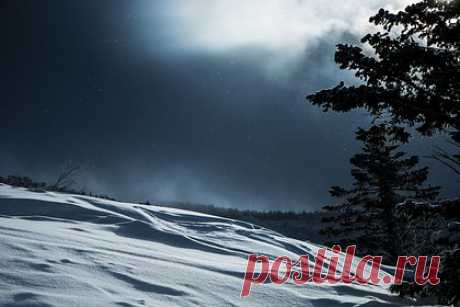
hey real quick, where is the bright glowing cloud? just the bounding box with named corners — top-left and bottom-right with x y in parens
top-left (153, 0), bottom-right (414, 53)
top-left (142, 0), bottom-right (414, 75)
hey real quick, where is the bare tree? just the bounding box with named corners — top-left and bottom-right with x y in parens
top-left (53, 161), bottom-right (81, 191)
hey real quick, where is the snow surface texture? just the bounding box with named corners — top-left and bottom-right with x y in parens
top-left (0, 184), bottom-right (418, 307)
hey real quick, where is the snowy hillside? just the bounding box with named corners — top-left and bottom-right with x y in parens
top-left (0, 184), bottom-right (415, 307)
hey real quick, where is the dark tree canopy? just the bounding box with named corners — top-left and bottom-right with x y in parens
top-left (310, 1), bottom-right (460, 302)
top-left (307, 0), bottom-right (460, 136)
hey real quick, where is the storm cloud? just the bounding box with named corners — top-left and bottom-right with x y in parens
top-left (2, 0), bottom-right (457, 210)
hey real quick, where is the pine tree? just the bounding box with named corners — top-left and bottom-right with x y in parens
top-left (307, 0), bottom-right (460, 137)
top-left (307, 0), bottom-right (460, 173)
top-left (321, 124), bottom-right (440, 261)
top-left (305, 0), bottom-right (459, 303)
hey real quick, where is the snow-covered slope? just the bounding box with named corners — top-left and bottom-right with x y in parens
top-left (0, 184), bottom-right (413, 307)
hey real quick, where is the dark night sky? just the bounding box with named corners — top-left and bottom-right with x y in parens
top-left (2, 0), bottom-right (459, 210)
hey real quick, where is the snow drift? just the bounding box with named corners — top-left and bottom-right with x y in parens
top-left (0, 184), bottom-right (415, 306)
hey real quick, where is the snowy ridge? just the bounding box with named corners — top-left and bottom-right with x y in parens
top-left (0, 184), bottom-right (414, 306)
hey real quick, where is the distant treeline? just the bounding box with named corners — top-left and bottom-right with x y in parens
top-left (0, 175), bottom-right (116, 201)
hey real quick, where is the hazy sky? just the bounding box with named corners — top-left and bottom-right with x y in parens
top-left (2, 0), bottom-right (458, 210)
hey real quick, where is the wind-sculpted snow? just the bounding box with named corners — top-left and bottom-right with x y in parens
top-left (0, 184), bottom-right (415, 306)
